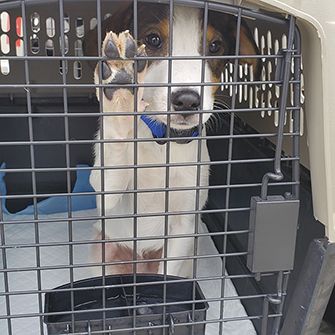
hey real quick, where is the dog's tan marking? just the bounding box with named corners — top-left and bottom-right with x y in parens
top-left (239, 25), bottom-right (258, 70)
top-left (158, 18), bottom-right (170, 44)
top-left (141, 18), bottom-right (170, 60)
top-left (93, 234), bottom-right (163, 274)
top-left (206, 24), bottom-right (224, 94)
top-left (206, 25), bottom-right (220, 48)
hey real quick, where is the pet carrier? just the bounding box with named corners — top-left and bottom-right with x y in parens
top-left (0, 0), bottom-right (334, 335)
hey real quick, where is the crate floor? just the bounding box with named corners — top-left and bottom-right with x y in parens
top-left (0, 210), bottom-right (256, 335)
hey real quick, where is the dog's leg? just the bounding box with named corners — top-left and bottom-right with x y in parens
top-left (91, 31), bottom-right (147, 209)
top-left (92, 31), bottom-right (147, 275)
top-left (158, 221), bottom-right (195, 278)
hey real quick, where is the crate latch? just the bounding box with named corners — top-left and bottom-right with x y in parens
top-left (247, 193), bottom-right (299, 273)
top-left (247, 16), bottom-right (299, 274)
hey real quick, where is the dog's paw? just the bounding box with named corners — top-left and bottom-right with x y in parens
top-left (95, 30), bottom-right (147, 111)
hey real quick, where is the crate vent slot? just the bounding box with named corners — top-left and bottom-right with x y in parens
top-left (16, 38), bottom-right (23, 56)
top-left (1, 59), bottom-right (9, 75)
top-left (1, 33), bottom-right (10, 54)
top-left (249, 86), bottom-right (253, 108)
top-left (282, 34), bottom-right (287, 49)
top-left (267, 30), bottom-right (272, 52)
top-left (301, 73), bottom-right (305, 104)
top-left (46, 17), bottom-right (55, 38)
top-left (59, 60), bottom-right (68, 75)
top-left (16, 16), bottom-right (22, 37)
top-left (31, 12), bottom-right (40, 33)
top-left (260, 34), bottom-right (265, 54)
top-left (1, 12), bottom-right (10, 33)
top-left (74, 39), bottom-right (83, 56)
top-left (254, 27), bottom-right (259, 47)
top-left (74, 61), bottom-right (82, 79)
top-left (76, 18), bottom-right (84, 38)
top-left (30, 34), bottom-right (39, 54)
top-left (90, 17), bottom-right (97, 30)
top-left (63, 14), bottom-right (70, 33)
top-left (45, 39), bottom-right (54, 56)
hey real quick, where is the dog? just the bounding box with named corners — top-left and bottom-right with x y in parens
top-left (85, 2), bottom-right (259, 277)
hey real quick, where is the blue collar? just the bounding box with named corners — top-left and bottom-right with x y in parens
top-left (140, 115), bottom-right (200, 145)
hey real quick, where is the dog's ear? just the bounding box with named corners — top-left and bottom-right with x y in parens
top-left (83, 2), bottom-right (133, 67)
top-left (234, 21), bottom-right (260, 77)
top-left (209, 12), bottom-right (260, 78)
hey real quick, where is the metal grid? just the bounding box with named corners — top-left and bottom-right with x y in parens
top-left (0, 0), bottom-right (302, 334)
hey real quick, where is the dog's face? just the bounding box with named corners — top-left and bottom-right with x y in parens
top-left (85, 3), bottom-right (259, 130)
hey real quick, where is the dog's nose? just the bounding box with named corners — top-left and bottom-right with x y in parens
top-left (172, 90), bottom-right (201, 113)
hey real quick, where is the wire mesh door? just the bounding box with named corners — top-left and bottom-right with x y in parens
top-left (0, 0), bottom-right (302, 334)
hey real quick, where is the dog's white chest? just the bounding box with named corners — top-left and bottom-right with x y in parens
top-left (91, 124), bottom-right (210, 251)
top-left (136, 140), bottom-right (209, 212)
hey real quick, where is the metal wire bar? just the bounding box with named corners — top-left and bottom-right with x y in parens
top-left (0, 106), bottom-right (301, 118)
top-left (0, 229), bottom-right (252, 249)
top-left (2, 258), bottom-right (262, 277)
top-left (0, 206), bottom-right (274, 226)
top-left (0, 79), bottom-right (300, 88)
top-left (132, 0), bottom-right (139, 332)
top-left (219, 8), bottom-right (243, 334)
top-left (0, 185), bottom-right (10, 334)
top-left (0, 270), bottom-right (284, 295)
top-left (162, 2), bottom-right (174, 333)
top-left (0, 270), bottom-right (285, 295)
top-left (292, 28), bottom-right (302, 199)
top-left (0, 229), bottom-right (294, 252)
top-left (0, 156), bottom-right (299, 175)
top-left (58, 0), bottom-right (75, 331)
top-left (0, 54), bottom-right (293, 61)
top-left (0, 313), bottom-right (284, 334)
top-left (94, 0), bottom-right (108, 332)
top-left (20, 1), bottom-right (44, 333)
top-left (0, 181), bottom-right (298, 204)
top-left (273, 271), bottom-right (290, 333)
top-left (0, 296), bottom-right (283, 320)
top-left (191, 2), bottom-right (209, 333)
top-left (0, 132), bottom-right (300, 145)
top-left (0, 0), bottom-right (291, 24)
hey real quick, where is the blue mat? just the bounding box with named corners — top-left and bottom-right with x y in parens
top-left (0, 163), bottom-right (96, 216)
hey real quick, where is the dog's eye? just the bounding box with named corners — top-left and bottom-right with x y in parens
top-left (209, 40), bottom-right (222, 54)
top-left (145, 33), bottom-right (162, 49)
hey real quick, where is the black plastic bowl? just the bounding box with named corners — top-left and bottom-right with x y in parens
top-left (44, 274), bottom-right (209, 334)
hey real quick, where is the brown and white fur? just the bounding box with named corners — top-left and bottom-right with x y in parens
top-left (85, 3), bottom-right (259, 277)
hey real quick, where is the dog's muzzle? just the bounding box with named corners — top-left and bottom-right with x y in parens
top-left (171, 89), bottom-right (201, 115)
